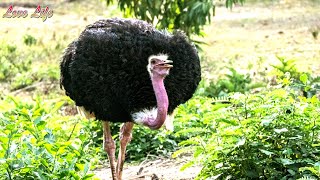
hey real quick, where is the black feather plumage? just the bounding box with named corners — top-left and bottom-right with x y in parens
top-left (60, 18), bottom-right (201, 123)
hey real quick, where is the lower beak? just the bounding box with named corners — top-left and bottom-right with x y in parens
top-left (163, 64), bottom-right (173, 68)
top-left (160, 60), bottom-right (173, 68)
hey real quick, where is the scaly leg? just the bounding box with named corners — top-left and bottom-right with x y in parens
top-left (116, 122), bottom-right (134, 179)
top-left (102, 121), bottom-right (118, 180)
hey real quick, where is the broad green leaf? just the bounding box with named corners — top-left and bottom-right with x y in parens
top-left (259, 149), bottom-right (274, 156)
top-left (194, 147), bottom-right (204, 158)
top-left (282, 78), bottom-right (290, 85)
top-left (44, 144), bottom-right (55, 155)
top-left (310, 95), bottom-right (319, 104)
top-left (274, 128), bottom-right (288, 134)
top-left (73, 150), bottom-right (81, 156)
top-left (83, 162), bottom-right (90, 175)
top-left (261, 118), bottom-right (272, 126)
top-left (215, 163), bottom-right (223, 169)
top-left (70, 171), bottom-right (81, 180)
top-left (82, 174), bottom-right (95, 180)
top-left (235, 138), bottom-right (246, 147)
top-left (210, 173), bottom-right (223, 180)
top-left (279, 158), bottom-right (294, 165)
top-left (216, 118), bottom-right (238, 126)
top-left (304, 85), bottom-right (311, 92)
top-left (300, 74), bottom-right (308, 85)
top-left (287, 169), bottom-right (296, 175)
top-left (50, 101), bottom-right (65, 113)
top-left (0, 136), bottom-right (9, 144)
top-left (180, 160), bottom-right (194, 171)
top-left (76, 163), bottom-right (84, 171)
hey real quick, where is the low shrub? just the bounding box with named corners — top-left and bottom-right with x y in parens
top-left (23, 35), bottom-right (37, 46)
top-left (272, 57), bottom-right (320, 98)
top-left (200, 67), bottom-right (265, 98)
top-left (0, 43), bottom-right (32, 81)
top-left (174, 82), bottom-right (320, 179)
top-left (0, 96), bottom-right (100, 179)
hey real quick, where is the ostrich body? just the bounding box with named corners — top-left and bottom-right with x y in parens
top-left (60, 18), bottom-right (201, 179)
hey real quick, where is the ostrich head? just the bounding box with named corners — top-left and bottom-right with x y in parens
top-left (147, 54), bottom-right (173, 78)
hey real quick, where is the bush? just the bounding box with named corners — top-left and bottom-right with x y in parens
top-left (23, 35), bottom-right (37, 46)
top-left (104, 0), bottom-right (245, 36)
top-left (125, 126), bottom-right (179, 161)
top-left (0, 43), bottom-right (32, 81)
top-left (0, 96), bottom-right (100, 179)
top-left (272, 57), bottom-right (320, 98)
top-left (174, 84), bottom-right (320, 179)
top-left (198, 67), bottom-right (265, 98)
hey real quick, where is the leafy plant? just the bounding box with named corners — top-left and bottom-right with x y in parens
top-left (174, 82), bottom-right (320, 179)
top-left (10, 72), bottom-right (36, 90)
top-left (272, 57), bottom-right (320, 98)
top-left (272, 56), bottom-right (301, 81)
top-left (0, 43), bottom-right (32, 81)
top-left (200, 67), bottom-right (265, 97)
top-left (0, 96), bottom-right (99, 179)
top-left (23, 34), bottom-right (37, 46)
top-left (104, 0), bottom-right (245, 36)
top-left (125, 126), bottom-right (179, 161)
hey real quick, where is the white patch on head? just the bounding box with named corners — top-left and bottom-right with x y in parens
top-left (147, 53), bottom-right (169, 74)
top-left (131, 107), bottom-right (158, 125)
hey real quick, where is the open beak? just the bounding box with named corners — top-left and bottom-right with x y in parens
top-left (159, 60), bottom-right (173, 68)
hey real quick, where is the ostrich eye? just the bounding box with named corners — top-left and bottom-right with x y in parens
top-left (150, 59), bottom-right (157, 64)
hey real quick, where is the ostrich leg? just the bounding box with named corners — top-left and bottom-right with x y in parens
top-left (102, 121), bottom-right (118, 180)
top-left (116, 122), bottom-right (134, 179)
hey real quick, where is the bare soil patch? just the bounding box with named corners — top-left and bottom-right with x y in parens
top-left (93, 156), bottom-right (201, 180)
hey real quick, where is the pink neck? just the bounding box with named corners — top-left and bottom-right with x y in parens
top-left (142, 74), bottom-right (169, 129)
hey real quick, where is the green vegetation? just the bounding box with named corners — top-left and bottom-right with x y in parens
top-left (0, 0), bottom-right (319, 179)
top-left (200, 67), bottom-right (262, 97)
top-left (174, 78), bottom-right (320, 179)
top-left (0, 96), bottom-right (98, 179)
top-left (104, 0), bottom-right (245, 36)
top-left (0, 43), bottom-right (31, 82)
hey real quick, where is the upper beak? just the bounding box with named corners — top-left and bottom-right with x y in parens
top-left (159, 59), bottom-right (173, 68)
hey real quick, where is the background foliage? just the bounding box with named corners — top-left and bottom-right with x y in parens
top-left (104, 0), bottom-right (245, 36)
top-left (174, 82), bottom-right (320, 179)
top-left (0, 97), bottom-right (99, 179)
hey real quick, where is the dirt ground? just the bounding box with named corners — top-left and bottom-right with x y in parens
top-left (93, 156), bottom-right (201, 180)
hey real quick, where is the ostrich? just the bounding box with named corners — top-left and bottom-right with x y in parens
top-left (60, 18), bottom-right (201, 180)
